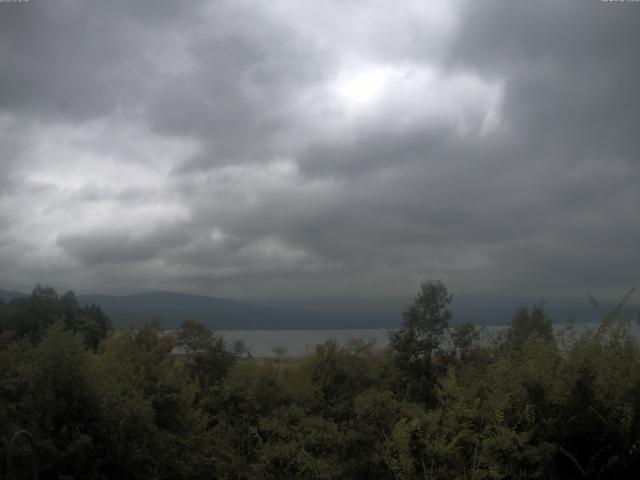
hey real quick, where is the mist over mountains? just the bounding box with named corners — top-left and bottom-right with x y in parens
top-left (2, 288), bottom-right (633, 330)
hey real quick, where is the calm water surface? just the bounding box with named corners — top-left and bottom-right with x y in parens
top-left (218, 323), bottom-right (640, 357)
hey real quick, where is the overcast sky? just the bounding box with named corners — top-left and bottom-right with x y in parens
top-left (1, 0), bottom-right (639, 301)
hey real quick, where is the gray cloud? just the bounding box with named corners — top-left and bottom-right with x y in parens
top-left (0, 0), bottom-right (211, 121)
top-left (0, 0), bottom-right (638, 301)
top-left (57, 224), bottom-right (192, 265)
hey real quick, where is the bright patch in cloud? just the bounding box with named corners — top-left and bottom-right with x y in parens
top-left (329, 61), bottom-right (503, 136)
top-left (333, 63), bottom-right (398, 109)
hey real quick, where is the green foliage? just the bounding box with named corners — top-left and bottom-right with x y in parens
top-left (174, 319), bottom-right (236, 392)
top-left (503, 303), bottom-right (553, 352)
top-left (390, 280), bottom-right (453, 404)
top-left (0, 286), bottom-right (111, 349)
top-left (451, 322), bottom-right (481, 362)
top-left (1, 282), bottom-right (639, 479)
top-left (303, 338), bottom-right (378, 421)
top-left (176, 319), bottom-right (215, 353)
top-left (254, 406), bottom-right (345, 479)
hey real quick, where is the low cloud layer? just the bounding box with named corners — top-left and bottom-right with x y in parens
top-left (1, 0), bottom-right (638, 300)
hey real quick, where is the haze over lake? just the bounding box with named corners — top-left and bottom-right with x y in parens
top-left (219, 322), bottom-right (640, 357)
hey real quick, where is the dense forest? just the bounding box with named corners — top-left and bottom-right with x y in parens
top-left (1, 282), bottom-right (639, 479)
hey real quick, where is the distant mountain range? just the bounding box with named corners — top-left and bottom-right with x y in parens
top-left (0, 289), bottom-right (400, 329)
top-left (1, 288), bottom-right (636, 330)
top-left (0, 289), bottom-right (28, 303)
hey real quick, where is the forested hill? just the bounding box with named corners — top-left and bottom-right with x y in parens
top-left (0, 289), bottom-right (27, 303)
top-left (0, 289), bottom-right (633, 329)
top-left (0, 289), bottom-right (398, 329)
top-left (77, 292), bottom-right (364, 330)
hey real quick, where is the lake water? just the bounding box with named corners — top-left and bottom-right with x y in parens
top-left (218, 323), bottom-right (640, 357)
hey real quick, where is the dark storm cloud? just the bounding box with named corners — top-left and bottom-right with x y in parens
top-left (0, 0), bottom-right (638, 299)
top-left (0, 0), bottom-right (208, 121)
top-left (450, 0), bottom-right (640, 158)
top-left (439, 0), bottom-right (640, 296)
top-left (57, 224), bottom-right (192, 265)
top-left (149, 29), bottom-right (330, 169)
